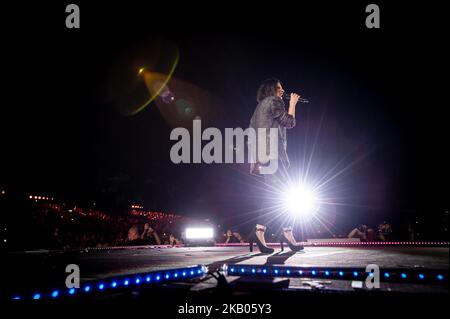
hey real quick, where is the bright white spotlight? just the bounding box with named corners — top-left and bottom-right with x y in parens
top-left (284, 184), bottom-right (318, 217)
top-left (185, 227), bottom-right (214, 239)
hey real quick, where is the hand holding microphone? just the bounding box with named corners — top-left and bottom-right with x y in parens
top-left (282, 92), bottom-right (309, 104)
top-left (288, 93), bottom-right (300, 105)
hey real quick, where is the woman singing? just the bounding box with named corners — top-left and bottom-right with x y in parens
top-left (248, 78), bottom-right (304, 253)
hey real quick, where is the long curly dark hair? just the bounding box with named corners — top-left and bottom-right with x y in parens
top-left (256, 77), bottom-right (281, 103)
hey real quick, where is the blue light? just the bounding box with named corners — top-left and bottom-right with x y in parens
top-left (230, 268), bottom-right (235, 273)
top-left (98, 283), bottom-right (105, 290)
top-left (324, 271), bottom-right (330, 276)
top-left (262, 269), bottom-right (267, 274)
top-left (68, 288), bottom-right (75, 295)
top-left (135, 278), bottom-right (141, 284)
top-left (164, 274), bottom-right (170, 280)
top-left (197, 269), bottom-right (202, 274)
top-left (419, 274), bottom-right (425, 280)
top-left (401, 273), bottom-right (407, 279)
top-left (353, 271), bottom-right (358, 277)
top-left (299, 270), bottom-right (304, 275)
top-left (124, 279), bottom-right (130, 286)
top-left (182, 271), bottom-right (187, 277)
top-left (12, 296), bottom-right (21, 300)
top-left (156, 275), bottom-right (161, 281)
top-left (437, 274), bottom-right (444, 281)
top-left (311, 270), bottom-right (317, 276)
top-left (251, 268), bottom-right (256, 274)
top-left (111, 281), bottom-right (118, 288)
top-left (174, 273), bottom-right (179, 278)
top-left (240, 268), bottom-right (245, 273)
top-left (33, 293), bottom-right (41, 300)
top-left (286, 269), bottom-right (291, 275)
top-left (84, 286), bottom-right (91, 292)
top-left (146, 276), bottom-right (151, 282)
top-left (274, 269), bottom-right (279, 274)
top-left (51, 290), bottom-right (59, 298)
top-left (384, 272), bottom-right (390, 278)
top-left (190, 270), bottom-right (194, 275)
top-left (338, 271), bottom-right (344, 277)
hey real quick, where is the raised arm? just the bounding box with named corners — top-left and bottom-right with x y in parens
top-left (153, 231), bottom-right (161, 245)
top-left (270, 96), bottom-right (299, 129)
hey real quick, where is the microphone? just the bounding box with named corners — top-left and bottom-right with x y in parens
top-left (282, 93), bottom-right (309, 103)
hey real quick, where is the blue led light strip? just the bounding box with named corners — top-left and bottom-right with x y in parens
top-left (9, 264), bottom-right (207, 301)
top-left (226, 264), bottom-right (448, 285)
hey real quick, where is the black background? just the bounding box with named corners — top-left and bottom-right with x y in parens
top-left (0, 1), bottom-right (448, 233)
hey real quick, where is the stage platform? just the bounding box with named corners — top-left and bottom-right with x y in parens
top-left (3, 244), bottom-right (448, 301)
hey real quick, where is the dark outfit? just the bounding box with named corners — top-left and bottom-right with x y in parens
top-left (126, 238), bottom-right (147, 246)
top-left (224, 235), bottom-right (241, 244)
top-left (249, 96), bottom-right (296, 173)
top-left (142, 232), bottom-right (159, 245)
top-left (249, 96), bottom-right (296, 229)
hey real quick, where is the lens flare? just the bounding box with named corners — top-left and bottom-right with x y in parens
top-left (131, 54), bottom-right (179, 115)
top-left (108, 40), bottom-right (179, 116)
top-left (284, 184), bottom-right (318, 217)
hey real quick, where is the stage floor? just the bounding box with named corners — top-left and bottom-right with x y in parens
top-left (2, 245), bottom-right (448, 309)
top-left (5, 246), bottom-right (448, 288)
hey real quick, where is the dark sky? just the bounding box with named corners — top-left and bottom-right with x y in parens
top-left (1, 1), bottom-right (447, 229)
